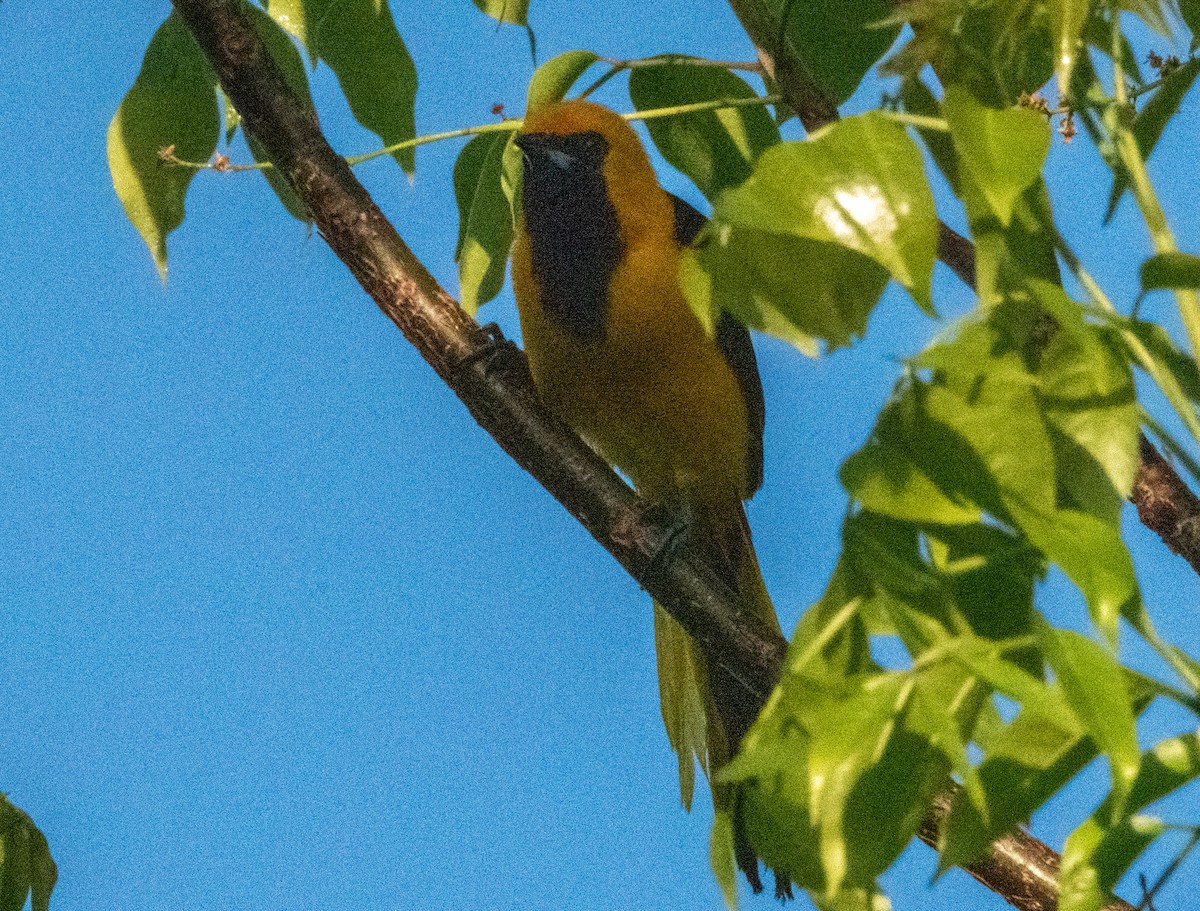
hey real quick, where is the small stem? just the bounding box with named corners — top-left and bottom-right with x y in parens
top-left (1128, 58), bottom-right (1197, 102)
top-left (878, 110), bottom-right (950, 132)
top-left (598, 54), bottom-right (763, 73)
top-left (164, 94), bottom-right (782, 172)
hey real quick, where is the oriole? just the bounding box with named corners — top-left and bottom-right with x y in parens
top-left (511, 100), bottom-right (783, 892)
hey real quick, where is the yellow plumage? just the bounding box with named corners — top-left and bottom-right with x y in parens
top-left (511, 99), bottom-right (782, 891)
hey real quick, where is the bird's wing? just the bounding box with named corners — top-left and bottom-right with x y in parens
top-left (668, 193), bottom-right (765, 496)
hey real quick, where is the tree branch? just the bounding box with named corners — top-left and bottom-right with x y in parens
top-left (169, 2), bottom-right (1148, 910)
top-left (168, 0), bottom-right (785, 705)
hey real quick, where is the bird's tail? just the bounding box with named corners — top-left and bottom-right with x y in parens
top-left (653, 498), bottom-right (782, 893)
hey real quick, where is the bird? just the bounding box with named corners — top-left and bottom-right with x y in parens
top-left (510, 99), bottom-right (784, 893)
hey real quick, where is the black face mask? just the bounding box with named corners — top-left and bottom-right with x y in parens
top-left (516, 130), bottom-right (623, 342)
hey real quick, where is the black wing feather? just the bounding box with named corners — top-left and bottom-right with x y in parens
top-left (668, 193), bottom-right (765, 496)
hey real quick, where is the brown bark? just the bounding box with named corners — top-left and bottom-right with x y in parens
top-left (165, 2), bottom-right (1165, 909)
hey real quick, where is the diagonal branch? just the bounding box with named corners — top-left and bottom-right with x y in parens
top-left (171, 2), bottom-right (1139, 910)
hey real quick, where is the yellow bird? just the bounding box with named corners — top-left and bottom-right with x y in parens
top-left (511, 99), bottom-right (783, 892)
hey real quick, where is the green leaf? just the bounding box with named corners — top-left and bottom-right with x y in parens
top-left (806, 675), bottom-right (948, 891)
top-left (1141, 250), bottom-right (1200, 292)
top-left (778, 0), bottom-right (902, 104)
top-left (1109, 318), bottom-right (1200, 443)
top-left (27, 828), bottom-right (55, 911)
top-left (710, 810), bottom-right (739, 911)
top-left (941, 684), bottom-right (1093, 869)
top-left (680, 229), bottom-right (886, 356)
top-left (1033, 283), bottom-right (1139, 503)
top-left (1058, 731), bottom-right (1200, 911)
top-left (720, 113), bottom-right (936, 310)
top-left (899, 75), bottom-right (960, 193)
top-left (107, 11), bottom-right (219, 281)
top-left (1181, 0), bottom-right (1200, 40)
top-left (840, 393), bottom-right (983, 525)
top-left (267, 0), bottom-right (418, 174)
top-left (1014, 506), bottom-right (1137, 643)
top-left (1040, 627), bottom-right (1140, 797)
top-left (1048, 0), bottom-right (1089, 92)
top-left (917, 342), bottom-right (1056, 522)
top-left (469, 0), bottom-right (529, 25)
top-left (525, 50), bottom-right (600, 114)
top-left (943, 85), bottom-right (1051, 227)
top-left (453, 132), bottom-right (515, 312)
top-left (629, 62), bottom-right (780, 198)
top-left (0, 826), bottom-right (31, 911)
top-left (1105, 58), bottom-right (1200, 221)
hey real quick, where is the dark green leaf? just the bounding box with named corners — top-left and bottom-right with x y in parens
top-left (1181, 0), bottom-right (1200, 39)
top-left (629, 62), bottom-right (780, 198)
top-left (776, 0), bottom-right (902, 104)
top-left (1141, 250), bottom-right (1200, 292)
top-left (1105, 58), bottom-right (1200, 221)
top-left (0, 797), bottom-right (55, 911)
top-left (107, 11), bottom-right (219, 280)
top-left (453, 132), bottom-right (515, 312)
top-left (268, 0), bottom-right (418, 174)
top-left (525, 50), bottom-right (600, 114)
top-left (0, 826), bottom-right (31, 911)
top-left (27, 828), bottom-right (56, 911)
top-left (943, 85), bottom-right (1051, 227)
top-left (469, 0), bottom-right (529, 25)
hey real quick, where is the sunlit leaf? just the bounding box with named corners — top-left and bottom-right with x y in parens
top-left (1040, 627), bottom-right (1140, 796)
top-left (525, 50), bottom-right (600, 114)
top-left (681, 229), bottom-right (885, 356)
top-left (1033, 283), bottom-right (1139, 504)
top-left (629, 61), bottom-right (780, 198)
top-left (107, 11), bottom-right (219, 281)
top-left (1015, 506), bottom-right (1137, 642)
top-left (469, 0), bottom-right (529, 25)
top-left (840, 393), bottom-right (983, 525)
top-left (684, 113), bottom-right (935, 344)
top-left (943, 85), bottom-right (1051, 227)
top-left (267, 0), bottom-right (418, 174)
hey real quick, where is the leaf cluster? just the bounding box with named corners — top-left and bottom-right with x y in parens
top-left (105, 2), bottom-right (1200, 909)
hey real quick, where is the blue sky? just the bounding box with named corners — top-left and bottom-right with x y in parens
top-left (2, 1), bottom-right (1199, 909)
